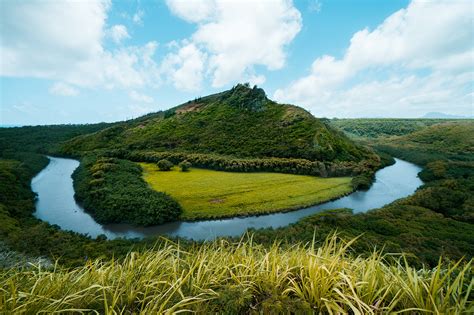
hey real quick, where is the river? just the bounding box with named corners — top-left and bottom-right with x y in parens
top-left (32, 157), bottom-right (423, 240)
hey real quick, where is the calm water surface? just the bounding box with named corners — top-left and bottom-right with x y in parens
top-left (32, 157), bottom-right (423, 240)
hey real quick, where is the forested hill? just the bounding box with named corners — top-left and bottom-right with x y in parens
top-left (62, 84), bottom-right (372, 162)
top-left (374, 121), bottom-right (474, 165)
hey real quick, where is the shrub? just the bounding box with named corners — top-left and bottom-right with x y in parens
top-left (157, 159), bottom-right (173, 171)
top-left (351, 173), bottom-right (373, 190)
top-left (73, 156), bottom-right (182, 226)
top-left (107, 150), bottom-right (383, 178)
top-left (179, 160), bottom-right (191, 172)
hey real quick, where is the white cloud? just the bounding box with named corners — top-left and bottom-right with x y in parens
top-left (0, 0), bottom-right (160, 90)
top-left (108, 25), bottom-right (130, 44)
top-left (129, 90), bottom-right (154, 103)
top-left (164, 0), bottom-right (301, 89)
top-left (96, 41), bottom-right (161, 89)
top-left (274, 0), bottom-right (474, 117)
top-left (49, 82), bottom-right (79, 96)
top-left (304, 72), bottom-right (473, 118)
top-left (165, 0), bottom-right (215, 23)
top-left (1, 0), bottom-right (108, 78)
top-left (246, 74), bottom-right (266, 86)
top-left (161, 42), bottom-right (207, 91)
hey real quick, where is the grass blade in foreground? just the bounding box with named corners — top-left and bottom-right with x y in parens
top-left (0, 234), bottom-right (472, 313)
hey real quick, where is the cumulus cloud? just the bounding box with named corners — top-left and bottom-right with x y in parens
top-left (165, 0), bottom-right (215, 23)
top-left (246, 74), bottom-right (266, 86)
top-left (129, 90), bottom-right (154, 103)
top-left (161, 43), bottom-right (207, 91)
top-left (274, 0), bottom-right (474, 117)
top-left (108, 25), bottom-right (130, 44)
top-left (164, 0), bottom-right (301, 89)
top-left (0, 0), bottom-right (160, 90)
top-left (1, 0), bottom-right (108, 78)
top-left (49, 82), bottom-right (79, 96)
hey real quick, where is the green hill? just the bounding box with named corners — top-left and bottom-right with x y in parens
top-left (376, 121), bottom-right (474, 165)
top-left (330, 118), bottom-right (462, 139)
top-left (58, 85), bottom-right (383, 226)
top-left (390, 122), bottom-right (474, 157)
top-left (62, 84), bottom-right (371, 162)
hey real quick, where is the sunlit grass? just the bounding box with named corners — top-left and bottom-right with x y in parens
top-left (1, 234), bottom-right (472, 313)
top-left (140, 163), bottom-right (352, 220)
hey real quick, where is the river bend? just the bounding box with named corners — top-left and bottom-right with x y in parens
top-left (32, 157), bottom-right (423, 240)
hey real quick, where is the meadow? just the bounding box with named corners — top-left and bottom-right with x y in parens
top-left (140, 163), bottom-right (352, 220)
top-left (1, 235), bottom-right (471, 314)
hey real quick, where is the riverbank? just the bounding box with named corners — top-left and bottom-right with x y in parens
top-left (32, 157), bottom-right (422, 240)
top-left (1, 120), bottom-right (472, 269)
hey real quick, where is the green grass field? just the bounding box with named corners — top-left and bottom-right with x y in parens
top-left (140, 163), bottom-right (352, 220)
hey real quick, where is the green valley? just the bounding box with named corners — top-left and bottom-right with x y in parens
top-left (0, 93), bottom-right (473, 313)
top-left (2, 1), bottom-right (474, 312)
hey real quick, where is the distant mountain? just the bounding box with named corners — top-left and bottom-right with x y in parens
top-left (422, 112), bottom-right (472, 119)
top-left (62, 84), bottom-right (372, 162)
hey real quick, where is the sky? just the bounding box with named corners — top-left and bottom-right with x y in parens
top-left (0, 0), bottom-right (473, 125)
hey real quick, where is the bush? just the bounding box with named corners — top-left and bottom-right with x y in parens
top-left (157, 159), bottom-right (173, 171)
top-left (107, 150), bottom-right (383, 178)
top-left (73, 156), bottom-right (182, 226)
top-left (179, 160), bottom-right (191, 172)
top-left (351, 173), bottom-right (374, 190)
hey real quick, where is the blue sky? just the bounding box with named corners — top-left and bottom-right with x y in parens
top-left (1, 0), bottom-right (472, 125)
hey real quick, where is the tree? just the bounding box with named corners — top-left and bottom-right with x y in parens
top-left (157, 159), bottom-right (173, 171)
top-left (179, 160), bottom-right (191, 172)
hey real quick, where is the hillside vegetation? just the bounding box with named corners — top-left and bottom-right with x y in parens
top-left (331, 118), bottom-right (464, 139)
top-left (63, 84), bottom-right (371, 162)
top-left (377, 121), bottom-right (474, 164)
top-left (251, 120), bottom-right (474, 265)
top-left (0, 119), bottom-right (473, 313)
top-left (2, 235), bottom-right (472, 314)
top-left (140, 164), bottom-right (352, 220)
top-left (0, 123), bottom-right (111, 157)
top-left (0, 127), bottom-right (149, 267)
top-left (59, 85), bottom-right (382, 225)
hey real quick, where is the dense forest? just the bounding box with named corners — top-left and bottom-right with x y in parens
top-left (330, 118), bottom-right (464, 139)
top-left (0, 123), bottom-right (112, 157)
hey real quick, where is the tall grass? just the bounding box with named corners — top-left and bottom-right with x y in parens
top-left (1, 235), bottom-right (472, 314)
